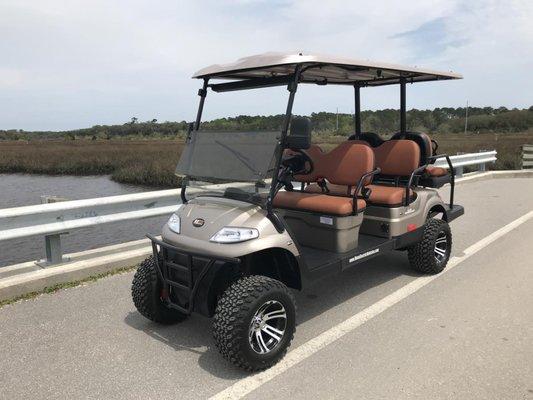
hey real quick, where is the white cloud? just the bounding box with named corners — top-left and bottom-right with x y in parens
top-left (0, 0), bottom-right (531, 130)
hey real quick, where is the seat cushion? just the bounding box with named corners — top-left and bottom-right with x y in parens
top-left (425, 166), bottom-right (448, 177)
top-left (366, 184), bottom-right (414, 206)
top-left (305, 182), bottom-right (414, 207)
top-left (273, 191), bottom-right (366, 216)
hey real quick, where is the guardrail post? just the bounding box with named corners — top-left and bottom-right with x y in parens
top-left (43, 234), bottom-right (65, 265)
top-left (479, 162), bottom-right (486, 172)
top-left (35, 196), bottom-right (70, 267)
top-left (455, 166), bottom-right (464, 178)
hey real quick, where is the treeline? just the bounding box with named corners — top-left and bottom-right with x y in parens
top-left (2, 106), bottom-right (532, 141)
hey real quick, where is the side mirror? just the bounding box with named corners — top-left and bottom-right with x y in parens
top-left (286, 117), bottom-right (311, 150)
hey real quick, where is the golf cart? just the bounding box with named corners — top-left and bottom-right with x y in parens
top-left (131, 52), bottom-right (464, 371)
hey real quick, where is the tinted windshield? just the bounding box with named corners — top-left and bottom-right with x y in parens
top-left (176, 130), bottom-right (280, 204)
top-left (176, 130), bottom-right (279, 182)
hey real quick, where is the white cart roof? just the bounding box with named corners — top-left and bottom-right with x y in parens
top-left (193, 52), bottom-right (462, 86)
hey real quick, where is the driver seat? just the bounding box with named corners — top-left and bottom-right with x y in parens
top-left (273, 142), bottom-right (374, 215)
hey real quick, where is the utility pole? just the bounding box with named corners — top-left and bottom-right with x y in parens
top-left (336, 107), bottom-right (339, 131)
top-left (464, 100), bottom-right (469, 134)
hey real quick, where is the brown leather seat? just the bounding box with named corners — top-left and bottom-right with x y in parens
top-left (391, 131), bottom-right (433, 165)
top-left (304, 140), bottom-right (420, 207)
top-left (274, 142), bottom-right (374, 215)
top-left (366, 184), bottom-right (414, 206)
top-left (305, 182), bottom-right (415, 206)
top-left (274, 192), bottom-right (366, 215)
top-left (373, 140), bottom-right (420, 177)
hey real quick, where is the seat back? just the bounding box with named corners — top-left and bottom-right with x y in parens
top-left (373, 140), bottom-right (420, 177)
top-left (294, 142), bottom-right (374, 187)
top-left (390, 131), bottom-right (432, 166)
top-left (286, 116), bottom-right (312, 150)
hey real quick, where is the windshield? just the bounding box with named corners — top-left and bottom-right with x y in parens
top-left (176, 130), bottom-right (280, 204)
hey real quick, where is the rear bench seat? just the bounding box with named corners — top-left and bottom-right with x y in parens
top-left (305, 140), bottom-right (421, 207)
top-left (273, 142), bottom-right (374, 215)
top-left (351, 131), bottom-right (451, 181)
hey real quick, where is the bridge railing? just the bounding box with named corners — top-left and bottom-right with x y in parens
top-left (433, 150), bottom-right (497, 177)
top-left (0, 189), bottom-right (182, 266)
top-left (522, 145), bottom-right (533, 169)
top-left (0, 150), bottom-right (497, 267)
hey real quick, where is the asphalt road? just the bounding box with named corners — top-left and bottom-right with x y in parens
top-left (0, 178), bottom-right (532, 400)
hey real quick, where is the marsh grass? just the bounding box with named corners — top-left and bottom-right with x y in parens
top-left (0, 140), bottom-right (185, 187)
top-left (1, 131), bottom-right (531, 187)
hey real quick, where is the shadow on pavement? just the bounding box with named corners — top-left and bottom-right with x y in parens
top-left (124, 250), bottom-right (419, 379)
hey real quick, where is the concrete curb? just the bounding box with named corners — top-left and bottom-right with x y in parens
top-left (1, 170), bottom-right (532, 303)
top-left (0, 239), bottom-right (153, 302)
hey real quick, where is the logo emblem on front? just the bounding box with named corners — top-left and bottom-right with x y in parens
top-left (192, 218), bottom-right (205, 227)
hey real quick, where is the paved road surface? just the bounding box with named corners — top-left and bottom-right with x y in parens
top-left (1, 178), bottom-right (532, 400)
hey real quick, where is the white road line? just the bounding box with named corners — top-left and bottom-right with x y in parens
top-left (210, 210), bottom-right (533, 400)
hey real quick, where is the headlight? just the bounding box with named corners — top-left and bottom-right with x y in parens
top-left (210, 227), bottom-right (259, 243)
top-left (167, 213), bottom-right (181, 234)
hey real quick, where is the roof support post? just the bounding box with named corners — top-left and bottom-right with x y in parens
top-left (280, 69), bottom-right (301, 136)
top-left (194, 78), bottom-right (209, 130)
top-left (266, 66), bottom-right (302, 232)
top-left (400, 77), bottom-right (407, 134)
top-left (354, 84), bottom-right (362, 137)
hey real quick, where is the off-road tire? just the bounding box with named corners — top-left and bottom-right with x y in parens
top-left (213, 275), bottom-right (296, 371)
top-left (131, 256), bottom-right (188, 324)
top-left (408, 219), bottom-right (452, 274)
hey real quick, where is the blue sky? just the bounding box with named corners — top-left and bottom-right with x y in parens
top-left (1, 0), bottom-right (532, 131)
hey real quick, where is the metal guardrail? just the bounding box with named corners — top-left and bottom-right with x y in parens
top-left (0, 181), bottom-right (254, 266)
top-left (433, 150), bottom-right (497, 177)
top-left (0, 189), bottom-right (182, 266)
top-left (522, 145), bottom-right (533, 169)
top-left (0, 151), bottom-right (497, 267)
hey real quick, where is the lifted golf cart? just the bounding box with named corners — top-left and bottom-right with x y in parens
top-left (131, 52), bottom-right (464, 371)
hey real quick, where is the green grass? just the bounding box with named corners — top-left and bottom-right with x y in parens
top-left (0, 266), bottom-right (136, 308)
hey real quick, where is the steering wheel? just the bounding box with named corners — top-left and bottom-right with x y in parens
top-left (278, 150), bottom-right (314, 191)
top-left (281, 149), bottom-right (314, 175)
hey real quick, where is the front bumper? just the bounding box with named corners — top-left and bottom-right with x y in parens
top-left (148, 234), bottom-right (240, 315)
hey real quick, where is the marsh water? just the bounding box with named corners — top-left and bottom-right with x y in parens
top-left (0, 174), bottom-right (171, 267)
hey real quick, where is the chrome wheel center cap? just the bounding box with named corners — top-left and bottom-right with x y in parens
top-left (253, 316), bottom-right (262, 329)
